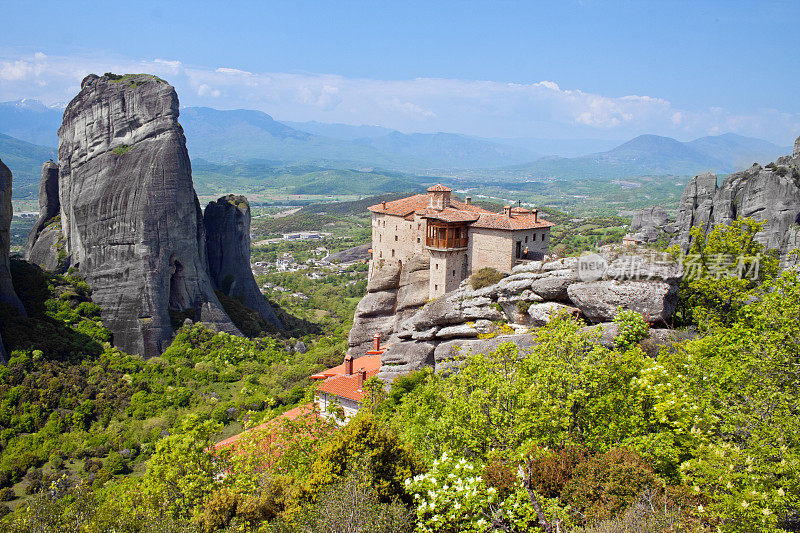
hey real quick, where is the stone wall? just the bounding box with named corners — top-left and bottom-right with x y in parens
top-left (469, 227), bottom-right (515, 272)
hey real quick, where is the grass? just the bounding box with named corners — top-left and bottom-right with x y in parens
top-left (111, 144), bottom-right (132, 155)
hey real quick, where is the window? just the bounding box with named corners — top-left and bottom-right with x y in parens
top-left (379, 235), bottom-right (382, 242)
top-left (525, 236), bottom-right (528, 243)
top-left (452, 269), bottom-right (456, 277)
top-left (379, 251), bottom-right (382, 258)
top-left (417, 237), bottom-right (420, 243)
top-left (435, 284), bottom-right (438, 291)
top-left (392, 249), bottom-right (395, 257)
top-left (394, 235), bottom-right (398, 241)
top-left (532, 233), bottom-right (536, 241)
top-left (435, 263), bottom-right (439, 270)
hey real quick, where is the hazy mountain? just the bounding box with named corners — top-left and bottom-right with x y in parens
top-left (0, 99), bottom-right (62, 147)
top-left (282, 120), bottom-right (396, 140)
top-left (0, 133), bottom-right (57, 198)
top-left (490, 136), bottom-right (624, 157)
top-left (505, 134), bottom-right (792, 178)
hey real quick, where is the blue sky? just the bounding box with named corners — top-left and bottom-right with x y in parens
top-left (1, 0), bottom-right (799, 143)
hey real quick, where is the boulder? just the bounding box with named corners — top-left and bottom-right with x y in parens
top-left (567, 280), bottom-right (678, 324)
top-left (56, 73), bottom-right (239, 356)
top-left (433, 334), bottom-right (538, 373)
top-left (436, 324), bottom-right (479, 339)
top-left (378, 341), bottom-right (436, 382)
top-left (325, 244), bottom-right (371, 263)
top-left (204, 194), bottom-right (282, 328)
top-left (367, 259), bottom-right (402, 291)
top-left (0, 159), bottom-right (24, 315)
top-left (528, 302), bottom-right (581, 326)
top-left (529, 268), bottom-right (578, 301)
top-left (293, 340), bottom-right (308, 354)
top-left (354, 290), bottom-right (397, 318)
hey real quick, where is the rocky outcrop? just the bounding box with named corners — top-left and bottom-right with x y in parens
top-left (25, 161), bottom-right (66, 271)
top-left (0, 159), bottom-right (24, 316)
top-left (55, 73), bottom-right (239, 356)
top-left (347, 256), bottom-right (430, 356)
top-left (624, 206), bottom-right (676, 244)
top-left (325, 244), bottom-right (371, 263)
top-left (1, 159), bottom-right (26, 363)
top-left (672, 137), bottom-right (800, 267)
top-left (204, 195), bottom-right (282, 329)
top-left (376, 249), bottom-right (683, 383)
top-left (582, 322), bottom-right (695, 357)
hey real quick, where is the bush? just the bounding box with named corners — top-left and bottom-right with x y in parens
top-left (0, 487), bottom-right (15, 501)
top-left (470, 267), bottom-right (505, 290)
top-left (613, 308), bottom-right (649, 350)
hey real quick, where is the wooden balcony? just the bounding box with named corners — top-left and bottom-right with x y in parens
top-left (426, 235), bottom-right (469, 250)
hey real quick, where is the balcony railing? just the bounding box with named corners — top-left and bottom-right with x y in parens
top-left (426, 236), bottom-right (469, 250)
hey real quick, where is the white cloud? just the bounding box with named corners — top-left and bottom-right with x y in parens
top-left (0, 50), bottom-right (797, 144)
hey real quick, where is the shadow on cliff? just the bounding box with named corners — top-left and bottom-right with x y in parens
top-left (214, 290), bottom-right (322, 338)
top-left (0, 258), bottom-right (107, 363)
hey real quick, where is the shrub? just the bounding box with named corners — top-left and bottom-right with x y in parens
top-left (613, 308), bottom-right (649, 350)
top-left (470, 267), bottom-right (505, 290)
top-left (0, 487), bottom-right (15, 501)
top-left (517, 300), bottom-right (531, 315)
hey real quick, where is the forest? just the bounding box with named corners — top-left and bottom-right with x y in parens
top-left (0, 219), bottom-right (796, 532)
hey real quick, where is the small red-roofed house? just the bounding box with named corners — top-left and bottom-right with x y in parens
top-left (313, 334), bottom-right (384, 421)
top-left (368, 184), bottom-right (554, 298)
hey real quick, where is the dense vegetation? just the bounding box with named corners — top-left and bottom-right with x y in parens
top-left (1, 214), bottom-right (797, 531)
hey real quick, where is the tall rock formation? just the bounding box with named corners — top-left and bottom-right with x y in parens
top-left (1, 159), bottom-right (26, 362)
top-left (204, 195), bottom-right (282, 329)
top-left (672, 136), bottom-right (800, 266)
top-left (25, 160), bottom-right (65, 271)
top-left (347, 256), bottom-right (430, 357)
top-left (55, 73), bottom-right (239, 356)
top-left (624, 205), bottom-right (675, 244)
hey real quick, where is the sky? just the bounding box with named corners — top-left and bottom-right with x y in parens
top-left (1, 0), bottom-right (799, 144)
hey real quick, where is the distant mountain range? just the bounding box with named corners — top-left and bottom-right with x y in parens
top-left (0, 98), bottom-right (793, 197)
top-left (0, 133), bottom-right (57, 197)
top-left (504, 134), bottom-right (791, 179)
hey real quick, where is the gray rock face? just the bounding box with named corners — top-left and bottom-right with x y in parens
top-left (347, 256), bottom-right (430, 356)
top-left (56, 73), bottom-right (239, 356)
top-left (26, 161), bottom-right (60, 253)
top-left (582, 322), bottom-right (695, 357)
top-left (204, 195), bottom-right (282, 329)
top-left (567, 280), bottom-right (677, 324)
top-left (26, 161), bottom-right (67, 272)
top-left (795, 135), bottom-right (800, 159)
top-left (624, 206), bottom-right (674, 244)
top-left (0, 159), bottom-right (24, 316)
top-left (433, 334), bottom-right (538, 374)
top-left (673, 172), bottom-right (718, 250)
top-left (325, 244), bottom-right (371, 264)
top-left (672, 140), bottom-right (800, 266)
top-left (367, 247), bottom-right (684, 382)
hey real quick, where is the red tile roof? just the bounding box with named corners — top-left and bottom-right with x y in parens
top-left (212, 403), bottom-right (313, 451)
top-left (368, 192), bottom-right (553, 231)
top-left (316, 367), bottom-right (380, 402)
top-left (310, 354), bottom-right (382, 380)
top-left (427, 184), bottom-right (452, 192)
top-left (472, 212), bottom-right (555, 230)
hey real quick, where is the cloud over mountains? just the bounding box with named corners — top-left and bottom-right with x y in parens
top-left (1, 51), bottom-right (798, 144)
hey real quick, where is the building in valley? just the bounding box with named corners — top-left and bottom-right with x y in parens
top-left (368, 185), bottom-right (554, 298)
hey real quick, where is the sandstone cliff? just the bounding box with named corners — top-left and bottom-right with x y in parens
top-left (347, 256), bottom-right (429, 356)
top-left (348, 250), bottom-right (685, 383)
top-left (375, 250), bottom-right (683, 383)
top-left (25, 160), bottom-right (65, 271)
top-left (672, 136), bottom-right (800, 267)
top-left (204, 195), bottom-right (282, 329)
top-left (53, 73), bottom-right (239, 356)
top-left (1, 159), bottom-right (26, 362)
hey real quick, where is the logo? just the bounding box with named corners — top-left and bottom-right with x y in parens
top-left (577, 253), bottom-right (607, 281)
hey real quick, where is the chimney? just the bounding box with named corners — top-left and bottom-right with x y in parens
top-left (381, 201), bottom-right (387, 209)
top-left (344, 354), bottom-right (354, 375)
top-left (465, 197), bottom-right (472, 205)
top-left (532, 208), bottom-right (538, 222)
top-left (358, 368), bottom-right (367, 387)
top-left (372, 333), bottom-right (381, 352)
top-left (503, 205), bottom-right (511, 217)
